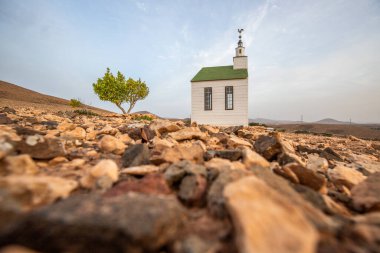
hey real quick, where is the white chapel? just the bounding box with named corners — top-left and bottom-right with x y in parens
top-left (191, 29), bottom-right (248, 126)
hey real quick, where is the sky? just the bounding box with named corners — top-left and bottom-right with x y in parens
top-left (0, 0), bottom-right (379, 123)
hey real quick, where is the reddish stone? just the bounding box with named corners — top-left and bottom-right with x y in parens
top-left (104, 173), bottom-right (172, 197)
top-left (178, 174), bottom-right (208, 206)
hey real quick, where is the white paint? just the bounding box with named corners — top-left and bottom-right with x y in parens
top-left (191, 78), bottom-right (248, 126)
top-left (233, 56), bottom-right (248, 70)
top-left (235, 46), bottom-right (245, 57)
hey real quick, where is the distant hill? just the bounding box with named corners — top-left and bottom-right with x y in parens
top-left (314, 118), bottom-right (350, 124)
top-left (0, 80), bottom-right (110, 114)
top-left (270, 123), bottom-right (380, 140)
top-left (132, 111), bottom-right (162, 119)
top-left (132, 111), bottom-right (152, 115)
top-left (250, 117), bottom-right (353, 125)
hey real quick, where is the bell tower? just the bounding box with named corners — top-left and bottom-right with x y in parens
top-left (233, 28), bottom-right (248, 69)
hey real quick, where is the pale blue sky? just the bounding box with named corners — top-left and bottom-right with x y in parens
top-left (0, 0), bottom-right (379, 122)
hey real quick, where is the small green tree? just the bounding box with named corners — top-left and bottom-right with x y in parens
top-left (93, 68), bottom-right (149, 114)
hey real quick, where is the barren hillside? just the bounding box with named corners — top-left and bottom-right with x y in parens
top-left (0, 80), bottom-right (110, 114)
top-left (271, 123), bottom-right (380, 140)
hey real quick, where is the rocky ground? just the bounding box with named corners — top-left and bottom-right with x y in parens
top-left (0, 106), bottom-right (379, 253)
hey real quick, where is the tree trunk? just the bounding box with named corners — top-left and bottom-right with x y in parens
top-left (127, 102), bottom-right (136, 114)
top-left (115, 103), bottom-right (126, 114)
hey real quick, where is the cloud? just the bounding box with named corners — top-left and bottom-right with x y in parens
top-left (190, 0), bottom-right (272, 68)
top-left (243, 0), bottom-right (271, 47)
top-left (135, 1), bottom-right (147, 12)
top-left (252, 34), bottom-right (380, 122)
top-left (180, 24), bottom-right (190, 42)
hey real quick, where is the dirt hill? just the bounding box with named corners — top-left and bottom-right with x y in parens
top-left (271, 123), bottom-right (380, 140)
top-left (315, 118), bottom-right (349, 124)
top-left (0, 80), bottom-right (110, 114)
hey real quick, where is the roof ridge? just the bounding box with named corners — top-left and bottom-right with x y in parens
top-left (200, 65), bottom-right (233, 69)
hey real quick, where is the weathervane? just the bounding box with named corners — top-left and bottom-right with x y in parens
top-left (238, 28), bottom-right (244, 47)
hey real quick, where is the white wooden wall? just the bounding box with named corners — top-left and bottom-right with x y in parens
top-left (233, 56), bottom-right (248, 69)
top-left (191, 78), bottom-right (248, 126)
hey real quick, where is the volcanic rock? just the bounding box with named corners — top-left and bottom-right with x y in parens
top-left (227, 135), bottom-right (252, 148)
top-left (284, 163), bottom-right (327, 193)
top-left (48, 156), bottom-right (69, 166)
top-left (348, 153), bottom-right (380, 175)
top-left (98, 125), bottom-right (118, 135)
top-left (337, 219), bottom-right (380, 252)
top-left (80, 159), bottom-right (119, 190)
top-left (120, 165), bottom-right (161, 176)
top-left (273, 164), bottom-right (300, 184)
top-left (207, 169), bottom-right (251, 218)
top-left (254, 134), bottom-right (282, 160)
top-left (254, 133), bottom-right (305, 166)
top-left (248, 167), bottom-right (335, 232)
top-left (0, 189), bottom-right (23, 232)
top-left (164, 161), bottom-right (208, 206)
top-left (98, 135), bottom-right (126, 155)
top-left (178, 173), bottom-right (207, 206)
top-left (0, 139), bottom-right (13, 160)
top-left (0, 193), bottom-right (186, 253)
top-left (294, 184), bottom-right (350, 216)
top-left (164, 161), bottom-right (207, 187)
top-left (168, 127), bottom-right (207, 141)
top-left (105, 173), bottom-right (172, 196)
top-left (0, 114), bottom-right (13, 125)
top-left (150, 143), bottom-right (204, 165)
top-left (0, 107), bottom-right (16, 114)
top-left (242, 147), bottom-right (270, 170)
top-left (14, 127), bottom-right (44, 136)
top-left (0, 175), bottom-right (78, 210)
top-left (351, 172), bottom-right (380, 212)
top-left (151, 136), bottom-right (175, 149)
top-left (115, 134), bottom-right (133, 145)
top-left (224, 176), bottom-right (318, 253)
top-left (205, 158), bottom-right (235, 173)
top-left (321, 147), bottom-right (343, 162)
top-left (306, 154), bottom-right (329, 174)
top-left (200, 125), bottom-right (219, 134)
top-left (61, 127), bottom-right (86, 140)
top-left (223, 126), bottom-right (243, 135)
top-left (0, 126), bottom-right (21, 143)
top-left (1, 154), bottom-right (38, 175)
top-left (371, 143), bottom-right (380, 151)
top-left (125, 127), bottom-right (142, 140)
top-left (237, 129), bottom-right (254, 139)
top-left (149, 120), bottom-right (181, 134)
top-left (121, 144), bottom-right (150, 167)
top-left (204, 149), bottom-right (242, 161)
top-left (57, 122), bottom-right (76, 131)
top-left (16, 136), bottom-right (66, 159)
top-left (327, 165), bottom-right (367, 190)
top-left (141, 125), bottom-right (156, 142)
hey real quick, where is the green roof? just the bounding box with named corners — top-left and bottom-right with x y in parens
top-left (191, 65), bottom-right (248, 82)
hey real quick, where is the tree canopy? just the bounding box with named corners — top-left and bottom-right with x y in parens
top-left (93, 68), bottom-right (149, 114)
